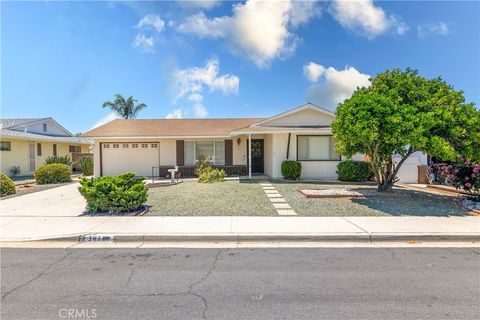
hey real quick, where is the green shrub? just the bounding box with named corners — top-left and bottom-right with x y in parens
top-left (78, 173), bottom-right (148, 214)
top-left (45, 155), bottom-right (72, 166)
top-left (281, 161), bottom-right (302, 180)
top-left (336, 160), bottom-right (372, 182)
top-left (79, 156), bottom-right (93, 176)
top-left (35, 163), bottom-right (72, 184)
top-left (197, 166), bottom-right (225, 183)
top-left (0, 173), bottom-right (16, 197)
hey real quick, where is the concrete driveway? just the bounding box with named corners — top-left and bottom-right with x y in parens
top-left (0, 183), bottom-right (85, 217)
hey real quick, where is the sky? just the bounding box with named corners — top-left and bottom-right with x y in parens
top-left (1, 0), bottom-right (479, 134)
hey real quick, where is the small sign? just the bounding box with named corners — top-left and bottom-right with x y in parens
top-left (80, 234), bottom-right (114, 242)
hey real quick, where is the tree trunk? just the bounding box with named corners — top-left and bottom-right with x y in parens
top-left (377, 179), bottom-right (394, 192)
top-left (372, 148), bottom-right (415, 193)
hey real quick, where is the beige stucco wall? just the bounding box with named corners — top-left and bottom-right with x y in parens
top-left (0, 139), bottom-right (89, 177)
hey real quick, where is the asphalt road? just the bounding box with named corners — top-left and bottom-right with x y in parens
top-left (1, 247), bottom-right (479, 320)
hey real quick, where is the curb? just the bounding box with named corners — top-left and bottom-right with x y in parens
top-left (2, 233), bottom-right (479, 243)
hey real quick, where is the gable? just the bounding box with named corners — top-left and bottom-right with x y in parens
top-left (254, 105), bottom-right (335, 127)
top-left (10, 118), bottom-right (72, 137)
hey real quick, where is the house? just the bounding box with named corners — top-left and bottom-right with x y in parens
top-left (82, 103), bottom-right (426, 182)
top-left (0, 118), bottom-right (91, 177)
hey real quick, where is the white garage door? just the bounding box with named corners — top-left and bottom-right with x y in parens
top-left (102, 142), bottom-right (159, 177)
top-left (394, 151), bottom-right (427, 183)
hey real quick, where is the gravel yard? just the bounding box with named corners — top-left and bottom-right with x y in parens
top-left (146, 180), bottom-right (277, 216)
top-left (273, 182), bottom-right (467, 217)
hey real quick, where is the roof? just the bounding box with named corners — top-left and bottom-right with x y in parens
top-left (82, 118), bottom-right (266, 137)
top-left (0, 118), bottom-right (48, 129)
top-left (0, 129), bottom-right (91, 144)
top-left (231, 125), bottom-right (332, 135)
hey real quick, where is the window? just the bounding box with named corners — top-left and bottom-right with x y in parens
top-left (132, 144), bottom-right (138, 148)
top-left (141, 143), bottom-right (148, 148)
top-left (53, 144), bottom-right (57, 156)
top-left (123, 144), bottom-right (129, 148)
top-left (184, 141), bottom-right (225, 165)
top-left (297, 136), bottom-right (340, 161)
top-left (0, 141), bottom-right (11, 151)
top-left (43, 123), bottom-right (47, 132)
top-left (113, 144), bottom-right (119, 149)
top-left (69, 145), bottom-right (81, 152)
top-left (151, 143), bottom-right (158, 148)
top-left (103, 144), bottom-right (110, 148)
top-left (37, 143), bottom-right (42, 156)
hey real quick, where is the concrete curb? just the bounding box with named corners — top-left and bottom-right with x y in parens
top-left (2, 233), bottom-right (479, 243)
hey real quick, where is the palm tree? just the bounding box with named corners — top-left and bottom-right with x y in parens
top-left (102, 94), bottom-right (147, 119)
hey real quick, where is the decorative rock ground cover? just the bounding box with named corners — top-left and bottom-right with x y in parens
top-left (458, 198), bottom-right (480, 214)
top-left (298, 188), bottom-right (378, 198)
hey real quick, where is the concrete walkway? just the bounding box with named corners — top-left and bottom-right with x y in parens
top-left (260, 181), bottom-right (297, 216)
top-left (0, 183), bottom-right (85, 217)
top-left (1, 216), bottom-right (479, 242)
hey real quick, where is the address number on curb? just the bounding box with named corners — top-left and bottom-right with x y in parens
top-left (80, 235), bottom-right (114, 242)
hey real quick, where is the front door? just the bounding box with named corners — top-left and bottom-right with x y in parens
top-left (248, 139), bottom-right (264, 174)
top-left (28, 143), bottom-right (36, 173)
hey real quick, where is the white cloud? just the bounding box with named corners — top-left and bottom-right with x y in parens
top-left (137, 14), bottom-right (165, 32)
top-left (177, 0), bottom-right (320, 68)
top-left (303, 62), bottom-right (326, 82)
top-left (172, 58), bottom-right (239, 118)
top-left (417, 22), bottom-right (449, 39)
top-left (305, 64), bottom-right (371, 109)
top-left (329, 0), bottom-right (407, 39)
top-left (90, 113), bottom-right (120, 130)
top-left (166, 109), bottom-right (185, 119)
top-left (132, 34), bottom-right (155, 53)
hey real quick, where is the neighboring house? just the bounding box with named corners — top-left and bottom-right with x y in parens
top-left (82, 103), bottom-right (426, 182)
top-left (0, 118), bottom-right (91, 177)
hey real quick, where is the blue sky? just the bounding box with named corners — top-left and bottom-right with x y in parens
top-left (2, 0), bottom-right (479, 133)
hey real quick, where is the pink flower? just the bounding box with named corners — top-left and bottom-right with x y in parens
top-left (472, 173), bottom-right (477, 178)
top-left (465, 182), bottom-right (472, 188)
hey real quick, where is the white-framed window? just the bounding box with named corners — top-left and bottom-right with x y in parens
top-left (113, 144), bottom-right (119, 149)
top-left (69, 145), bottom-right (81, 152)
top-left (103, 144), bottom-right (110, 148)
top-left (151, 143), bottom-right (158, 148)
top-left (184, 141), bottom-right (225, 166)
top-left (43, 123), bottom-right (47, 132)
top-left (141, 143), bottom-right (148, 148)
top-left (1, 141), bottom-right (11, 151)
top-left (123, 144), bottom-right (129, 148)
top-left (297, 136), bottom-right (340, 161)
top-left (132, 144), bottom-right (138, 148)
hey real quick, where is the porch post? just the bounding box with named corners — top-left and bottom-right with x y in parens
top-left (248, 134), bottom-right (252, 179)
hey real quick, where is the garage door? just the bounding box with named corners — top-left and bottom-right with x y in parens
top-left (102, 142), bottom-right (159, 177)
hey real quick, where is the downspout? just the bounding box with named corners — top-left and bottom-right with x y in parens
top-left (286, 133), bottom-right (291, 160)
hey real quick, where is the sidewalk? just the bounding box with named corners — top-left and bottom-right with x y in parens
top-left (1, 216), bottom-right (479, 242)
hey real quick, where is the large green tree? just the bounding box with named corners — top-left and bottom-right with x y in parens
top-left (332, 68), bottom-right (479, 192)
top-left (102, 94), bottom-right (147, 119)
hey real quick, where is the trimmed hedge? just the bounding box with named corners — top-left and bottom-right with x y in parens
top-left (0, 173), bottom-right (16, 197)
top-left (35, 163), bottom-right (72, 184)
top-left (198, 167), bottom-right (225, 183)
top-left (281, 161), bottom-right (302, 180)
top-left (336, 160), bottom-right (372, 182)
top-left (78, 173), bottom-right (148, 214)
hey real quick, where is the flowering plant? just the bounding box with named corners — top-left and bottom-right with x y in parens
top-left (440, 159), bottom-right (480, 200)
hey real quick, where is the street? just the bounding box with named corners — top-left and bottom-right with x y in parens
top-left (1, 247), bottom-right (479, 320)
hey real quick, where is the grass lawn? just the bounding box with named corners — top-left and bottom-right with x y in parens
top-left (146, 180), bottom-right (277, 216)
top-left (273, 182), bottom-right (467, 217)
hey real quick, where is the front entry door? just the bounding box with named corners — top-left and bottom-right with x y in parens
top-left (28, 143), bottom-right (36, 173)
top-left (248, 139), bottom-right (264, 174)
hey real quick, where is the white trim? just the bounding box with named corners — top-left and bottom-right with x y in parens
top-left (249, 103), bottom-right (335, 127)
top-left (248, 134), bottom-right (252, 179)
top-left (88, 135), bottom-right (232, 139)
top-left (0, 132), bottom-right (91, 144)
top-left (9, 118), bottom-right (74, 136)
top-left (230, 129), bottom-right (333, 135)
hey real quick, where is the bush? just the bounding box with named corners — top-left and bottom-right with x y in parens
top-left (197, 166), bottom-right (225, 183)
top-left (45, 155), bottom-right (72, 166)
top-left (440, 160), bottom-right (479, 200)
top-left (78, 173), bottom-right (148, 213)
top-left (336, 160), bottom-right (372, 182)
top-left (281, 161), bottom-right (302, 180)
top-left (35, 163), bottom-right (72, 184)
top-left (0, 173), bottom-right (16, 197)
top-left (79, 156), bottom-right (93, 176)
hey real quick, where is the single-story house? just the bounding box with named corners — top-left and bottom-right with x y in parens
top-left (82, 103), bottom-right (426, 182)
top-left (0, 118), bottom-right (91, 177)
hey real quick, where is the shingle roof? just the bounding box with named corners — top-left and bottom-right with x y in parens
top-left (82, 118), bottom-right (266, 137)
top-left (0, 118), bottom-right (47, 129)
top-left (0, 129), bottom-right (91, 144)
